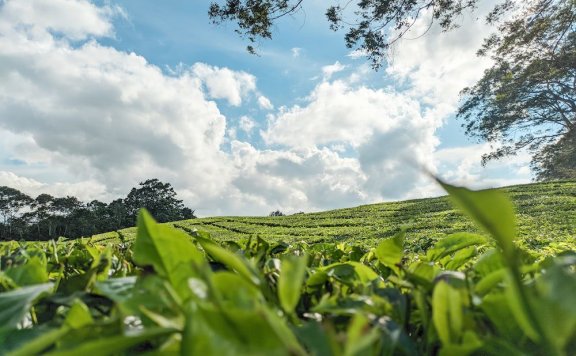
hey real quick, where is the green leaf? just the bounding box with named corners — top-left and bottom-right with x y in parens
top-left (133, 209), bottom-right (205, 300)
top-left (375, 230), bottom-right (404, 271)
top-left (344, 313), bottom-right (380, 356)
top-left (197, 237), bottom-right (261, 286)
top-left (210, 271), bottom-right (262, 308)
top-left (481, 293), bottom-right (524, 342)
top-left (437, 179), bottom-right (516, 258)
top-left (44, 327), bottom-right (176, 356)
top-left (475, 269), bottom-right (507, 295)
top-left (0, 283), bottom-right (53, 332)
top-left (183, 302), bottom-right (304, 356)
top-left (324, 262), bottom-right (380, 286)
top-left (439, 331), bottom-right (482, 356)
top-left (4, 257), bottom-right (49, 286)
top-left (534, 261), bottom-right (576, 351)
top-left (432, 280), bottom-right (464, 345)
top-left (64, 300), bottom-right (93, 329)
top-left (94, 276), bottom-right (137, 303)
top-left (259, 306), bottom-right (307, 356)
top-left (503, 272), bottom-right (539, 341)
top-left (443, 246), bottom-right (478, 270)
top-left (6, 327), bottom-right (69, 356)
top-left (278, 255), bottom-right (308, 314)
top-left (474, 249), bottom-right (504, 277)
top-left (426, 233), bottom-right (486, 261)
top-left (293, 322), bottom-right (335, 356)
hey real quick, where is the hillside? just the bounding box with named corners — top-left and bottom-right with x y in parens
top-left (91, 180), bottom-right (576, 257)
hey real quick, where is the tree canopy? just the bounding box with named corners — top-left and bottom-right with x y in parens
top-left (0, 179), bottom-right (196, 241)
top-left (209, 0), bottom-right (483, 68)
top-left (209, 0), bottom-right (575, 180)
top-left (458, 0), bottom-right (575, 179)
top-left (124, 179), bottom-right (195, 224)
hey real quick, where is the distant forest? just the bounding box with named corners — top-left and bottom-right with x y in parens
top-left (0, 179), bottom-right (195, 241)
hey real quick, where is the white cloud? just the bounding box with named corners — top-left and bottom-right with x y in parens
top-left (238, 116), bottom-right (256, 134)
top-left (263, 80), bottom-right (434, 148)
top-left (386, 4), bottom-right (496, 112)
top-left (262, 79), bottom-right (441, 201)
top-left (257, 95), bottom-right (273, 110)
top-left (226, 142), bottom-right (367, 213)
top-left (321, 61), bottom-right (346, 80)
top-left (0, 0), bottom-right (123, 40)
top-left (0, 171), bottom-right (109, 201)
top-left (191, 63), bottom-right (257, 106)
top-left (291, 47), bottom-right (301, 57)
top-left (0, 0), bottom-right (532, 217)
top-left (434, 143), bottom-right (532, 188)
top-left (0, 0), bottom-right (235, 204)
top-left (346, 49), bottom-right (368, 59)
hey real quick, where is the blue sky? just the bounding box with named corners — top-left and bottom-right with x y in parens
top-left (0, 0), bottom-right (532, 215)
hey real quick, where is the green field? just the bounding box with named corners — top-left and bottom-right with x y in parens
top-left (1, 180), bottom-right (575, 355)
top-left (90, 180), bottom-right (576, 257)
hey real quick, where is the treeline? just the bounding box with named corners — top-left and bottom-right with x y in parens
top-left (0, 179), bottom-right (195, 241)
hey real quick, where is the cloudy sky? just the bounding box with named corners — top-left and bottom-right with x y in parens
top-left (0, 0), bottom-right (532, 216)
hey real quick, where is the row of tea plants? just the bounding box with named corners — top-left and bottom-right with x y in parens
top-left (0, 180), bottom-right (574, 355)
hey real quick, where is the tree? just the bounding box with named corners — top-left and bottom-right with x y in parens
top-left (30, 193), bottom-right (56, 238)
top-left (209, 0), bottom-right (493, 68)
top-left (532, 130), bottom-right (576, 180)
top-left (269, 210), bottom-right (285, 216)
top-left (457, 0), bottom-right (575, 180)
top-left (0, 186), bottom-right (32, 239)
top-left (108, 198), bottom-right (129, 230)
top-left (211, 0), bottom-right (575, 179)
top-left (124, 179), bottom-right (195, 223)
top-left (51, 196), bottom-right (83, 236)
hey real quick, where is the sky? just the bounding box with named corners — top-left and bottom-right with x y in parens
top-left (0, 0), bottom-right (533, 216)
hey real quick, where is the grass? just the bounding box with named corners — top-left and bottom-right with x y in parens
top-left (90, 180), bottom-right (576, 257)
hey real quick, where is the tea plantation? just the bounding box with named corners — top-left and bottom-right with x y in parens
top-left (92, 180), bottom-right (576, 257)
top-left (0, 180), bottom-right (574, 355)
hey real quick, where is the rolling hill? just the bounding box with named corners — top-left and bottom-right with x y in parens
top-left (91, 180), bottom-right (576, 257)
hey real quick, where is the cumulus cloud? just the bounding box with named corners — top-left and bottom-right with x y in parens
top-left (191, 63), bottom-right (257, 106)
top-left (0, 171), bottom-right (109, 201)
top-left (227, 142), bottom-right (367, 212)
top-left (321, 61), bottom-right (346, 80)
top-left (0, 0), bottom-right (121, 40)
top-left (263, 80), bottom-right (435, 148)
top-left (0, 0), bottom-right (234, 202)
top-left (386, 4), bottom-right (495, 111)
top-left (257, 96), bottom-right (273, 110)
top-left (238, 116), bottom-right (256, 134)
top-left (0, 0), bottom-right (531, 216)
top-left (263, 79), bottom-right (441, 201)
top-left (434, 144), bottom-right (533, 188)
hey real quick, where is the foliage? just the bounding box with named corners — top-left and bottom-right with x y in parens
top-left (0, 187), bottom-right (32, 239)
top-left (210, 0), bottom-right (574, 179)
top-left (0, 179), bottom-right (195, 241)
top-left (209, 0), bottom-right (488, 68)
top-left (269, 210), bottom-right (286, 217)
top-left (157, 180), bottom-right (576, 259)
top-left (124, 179), bottom-right (194, 225)
top-left (458, 0), bottom-right (576, 179)
top-left (532, 129), bottom-right (576, 181)
top-left (0, 181), bottom-right (574, 355)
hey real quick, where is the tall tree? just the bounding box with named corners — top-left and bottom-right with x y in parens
top-left (210, 0), bottom-right (575, 179)
top-left (30, 193), bottom-right (55, 238)
top-left (124, 179), bottom-right (195, 223)
top-left (0, 186), bottom-right (32, 239)
top-left (52, 196), bottom-right (83, 236)
top-left (457, 0), bottom-right (575, 180)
